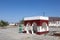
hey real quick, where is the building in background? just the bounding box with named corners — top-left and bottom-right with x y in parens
top-left (49, 17), bottom-right (60, 27)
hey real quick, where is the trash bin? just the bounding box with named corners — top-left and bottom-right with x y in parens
top-left (19, 24), bottom-right (23, 33)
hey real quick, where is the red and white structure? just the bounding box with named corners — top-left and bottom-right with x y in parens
top-left (24, 16), bottom-right (49, 35)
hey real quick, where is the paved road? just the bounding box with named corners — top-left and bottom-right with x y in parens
top-left (0, 27), bottom-right (60, 40)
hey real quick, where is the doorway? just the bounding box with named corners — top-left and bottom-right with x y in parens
top-left (32, 22), bottom-right (37, 33)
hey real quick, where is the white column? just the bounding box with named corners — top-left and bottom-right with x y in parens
top-left (47, 26), bottom-right (49, 31)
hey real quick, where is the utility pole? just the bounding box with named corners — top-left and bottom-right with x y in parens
top-left (43, 12), bottom-right (45, 16)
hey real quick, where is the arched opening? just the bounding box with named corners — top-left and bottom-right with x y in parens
top-left (42, 22), bottom-right (47, 31)
top-left (25, 23), bottom-right (32, 33)
top-left (26, 23), bottom-right (31, 30)
top-left (32, 22), bottom-right (37, 33)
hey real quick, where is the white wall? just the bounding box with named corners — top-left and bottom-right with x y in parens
top-left (49, 21), bottom-right (60, 27)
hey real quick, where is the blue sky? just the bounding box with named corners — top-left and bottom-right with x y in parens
top-left (0, 0), bottom-right (60, 23)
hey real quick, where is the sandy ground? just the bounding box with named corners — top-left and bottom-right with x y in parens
top-left (0, 27), bottom-right (60, 40)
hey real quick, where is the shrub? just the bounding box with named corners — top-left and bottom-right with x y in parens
top-left (0, 20), bottom-right (9, 27)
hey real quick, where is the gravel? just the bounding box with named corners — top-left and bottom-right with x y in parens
top-left (0, 27), bottom-right (60, 40)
